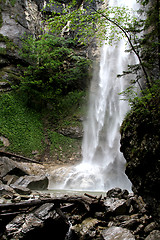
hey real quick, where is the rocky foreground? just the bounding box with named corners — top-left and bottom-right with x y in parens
top-left (0, 156), bottom-right (160, 240)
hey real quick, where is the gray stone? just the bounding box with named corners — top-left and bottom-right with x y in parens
top-left (101, 226), bottom-right (135, 240)
top-left (145, 230), bottom-right (160, 240)
top-left (120, 218), bottom-right (139, 230)
top-left (58, 126), bottom-right (83, 139)
top-left (34, 203), bottom-right (55, 220)
top-left (6, 213), bottom-right (43, 239)
top-left (0, 183), bottom-right (16, 197)
top-left (14, 175), bottom-right (49, 190)
top-left (71, 218), bottom-right (99, 239)
top-left (144, 222), bottom-right (157, 233)
top-left (107, 188), bottom-right (129, 199)
top-left (10, 185), bottom-right (31, 195)
top-left (104, 197), bottom-right (128, 215)
top-left (0, 156), bottom-right (27, 178)
top-left (6, 203), bottom-right (68, 239)
top-left (3, 174), bottom-right (19, 185)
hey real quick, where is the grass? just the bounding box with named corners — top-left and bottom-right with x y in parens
top-left (0, 88), bottom-right (86, 160)
top-left (0, 92), bottom-right (45, 156)
top-left (48, 130), bottom-right (81, 161)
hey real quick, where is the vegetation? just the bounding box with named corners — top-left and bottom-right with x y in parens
top-left (0, 92), bottom-right (45, 156)
top-left (19, 35), bottom-right (90, 109)
top-left (0, 0), bottom-right (159, 159)
top-left (48, 131), bottom-right (80, 161)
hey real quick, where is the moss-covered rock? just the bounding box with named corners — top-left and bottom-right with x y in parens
top-left (120, 99), bottom-right (160, 223)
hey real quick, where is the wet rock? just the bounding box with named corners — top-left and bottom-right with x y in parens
top-left (145, 230), bottom-right (160, 240)
top-left (120, 107), bottom-right (160, 223)
top-left (10, 185), bottom-right (32, 195)
top-left (144, 222), bottom-right (157, 233)
top-left (13, 175), bottom-right (49, 190)
top-left (0, 157), bottom-right (27, 178)
top-left (120, 218), bottom-right (140, 230)
top-left (34, 203), bottom-right (55, 220)
top-left (71, 218), bottom-right (99, 239)
top-left (3, 174), bottom-right (19, 185)
top-left (58, 126), bottom-right (83, 139)
top-left (101, 226), bottom-right (135, 240)
top-left (6, 213), bottom-right (44, 239)
top-left (6, 203), bottom-right (69, 240)
top-left (104, 198), bottom-right (129, 215)
top-left (0, 183), bottom-right (16, 197)
top-left (107, 188), bottom-right (129, 199)
top-left (128, 196), bottom-right (147, 214)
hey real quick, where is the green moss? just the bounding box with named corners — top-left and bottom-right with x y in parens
top-left (10, 0), bottom-right (16, 7)
top-left (0, 34), bottom-right (16, 53)
top-left (48, 131), bottom-right (80, 161)
top-left (0, 47), bottom-right (6, 55)
top-left (0, 10), bottom-right (2, 28)
top-left (0, 139), bottom-right (4, 147)
top-left (0, 92), bottom-right (45, 157)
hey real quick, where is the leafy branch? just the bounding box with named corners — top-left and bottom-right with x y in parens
top-left (91, 6), bottom-right (151, 89)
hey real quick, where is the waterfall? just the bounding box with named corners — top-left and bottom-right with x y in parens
top-left (48, 0), bottom-right (138, 192)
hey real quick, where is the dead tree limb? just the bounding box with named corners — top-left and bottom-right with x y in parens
top-left (0, 151), bottom-right (42, 164)
top-left (0, 195), bottom-right (105, 216)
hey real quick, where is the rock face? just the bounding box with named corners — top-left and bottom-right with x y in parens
top-left (120, 109), bottom-right (160, 224)
top-left (0, 156), bottom-right (28, 179)
top-left (13, 175), bottom-right (49, 190)
top-left (0, 0), bottom-right (46, 90)
top-left (0, 0), bottom-right (44, 45)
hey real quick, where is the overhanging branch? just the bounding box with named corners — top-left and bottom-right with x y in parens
top-left (92, 7), bottom-right (151, 89)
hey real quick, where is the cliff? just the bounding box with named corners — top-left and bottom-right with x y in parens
top-left (120, 96), bottom-right (160, 223)
top-left (0, 0), bottom-right (46, 89)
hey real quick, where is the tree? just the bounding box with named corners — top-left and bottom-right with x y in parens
top-left (45, 0), bottom-right (153, 89)
top-left (19, 35), bottom-right (90, 108)
top-left (19, 0), bottom-right (159, 109)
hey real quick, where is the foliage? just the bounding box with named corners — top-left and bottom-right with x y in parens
top-left (0, 92), bottom-right (45, 156)
top-left (10, 0), bottom-right (16, 7)
top-left (0, 34), bottom-right (16, 53)
top-left (0, 5), bottom-right (2, 28)
top-left (138, 0), bottom-right (160, 79)
top-left (121, 79), bottom-right (160, 120)
top-left (19, 34), bottom-right (90, 107)
top-left (50, 90), bottom-right (86, 121)
top-left (45, 0), bottom-right (154, 89)
top-left (46, 0), bottom-right (137, 46)
top-left (0, 139), bottom-right (4, 148)
top-left (48, 130), bottom-right (80, 160)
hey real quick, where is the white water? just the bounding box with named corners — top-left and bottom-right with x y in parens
top-left (48, 0), bottom-right (138, 192)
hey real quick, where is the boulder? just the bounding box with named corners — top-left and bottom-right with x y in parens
top-left (10, 185), bottom-right (32, 195)
top-left (13, 175), bottom-right (49, 190)
top-left (104, 198), bottom-right (129, 215)
top-left (0, 156), bottom-right (27, 178)
top-left (120, 107), bottom-right (160, 223)
top-left (0, 183), bottom-right (16, 197)
top-left (58, 126), bottom-right (83, 139)
top-left (144, 222), bottom-right (158, 233)
top-left (145, 230), bottom-right (160, 240)
top-left (71, 218), bottom-right (100, 239)
top-left (101, 226), bottom-right (135, 240)
top-left (106, 188), bottom-right (129, 199)
top-left (6, 203), bottom-right (69, 240)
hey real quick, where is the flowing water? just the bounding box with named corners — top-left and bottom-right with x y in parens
top-left (48, 0), bottom-right (139, 193)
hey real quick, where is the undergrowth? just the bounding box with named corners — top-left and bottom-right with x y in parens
top-left (48, 131), bottom-right (80, 160)
top-left (0, 92), bottom-right (45, 156)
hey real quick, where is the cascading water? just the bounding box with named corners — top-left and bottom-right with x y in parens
top-left (48, 0), bottom-right (139, 192)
